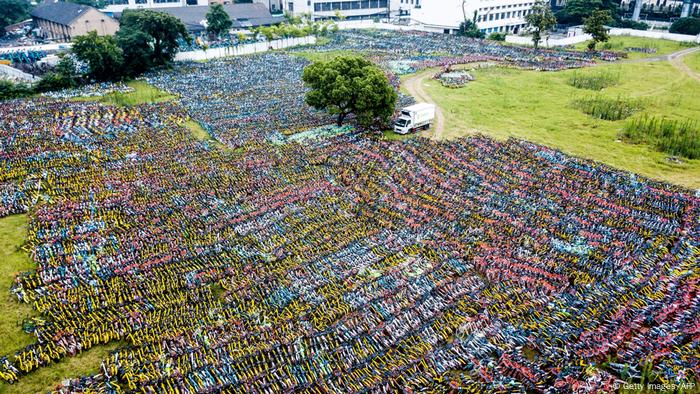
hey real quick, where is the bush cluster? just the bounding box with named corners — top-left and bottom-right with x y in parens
top-left (622, 115), bottom-right (700, 159)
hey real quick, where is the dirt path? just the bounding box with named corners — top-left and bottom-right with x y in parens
top-left (403, 69), bottom-right (446, 139)
top-left (625, 46), bottom-right (700, 82)
top-left (667, 46), bottom-right (700, 83)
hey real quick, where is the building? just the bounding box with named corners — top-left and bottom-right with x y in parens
top-left (411, 0), bottom-right (535, 34)
top-left (153, 3), bottom-right (284, 32)
top-left (252, 0), bottom-right (284, 14)
top-left (31, 1), bottom-right (120, 41)
top-left (280, 0), bottom-right (392, 20)
top-left (101, 0), bottom-right (209, 15)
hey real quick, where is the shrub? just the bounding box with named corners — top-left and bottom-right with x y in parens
top-left (614, 19), bottom-right (649, 30)
top-left (622, 115), bottom-right (700, 159)
top-left (0, 80), bottom-right (33, 100)
top-left (567, 70), bottom-right (620, 90)
top-left (34, 72), bottom-right (76, 93)
top-left (669, 17), bottom-right (700, 35)
top-left (572, 95), bottom-right (642, 120)
top-left (488, 32), bottom-right (507, 41)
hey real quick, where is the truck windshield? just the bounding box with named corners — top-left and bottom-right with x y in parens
top-left (395, 118), bottom-right (408, 127)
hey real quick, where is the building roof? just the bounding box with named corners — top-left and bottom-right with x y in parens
top-left (153, 3), bottom-right (284, 31)
top-left (30, 1), bottom-right (100, 26)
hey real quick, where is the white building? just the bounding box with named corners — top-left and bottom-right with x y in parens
top-left (412, 0), bottom-right (536, 34)
top-left (280, 0), bottom-right (395, 20)
top-left (101, 0), bottom-right (208, 14)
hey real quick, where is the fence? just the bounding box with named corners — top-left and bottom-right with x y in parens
top-left (174, 36), bottom-right (317, 62)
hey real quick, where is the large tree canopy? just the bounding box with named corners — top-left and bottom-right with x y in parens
top-left (72, 31), bottom-right (124, 81)
top-left (119, 9), bottom-right (190, 67)
top-left (556, 0), bottom-right (618, 26)
top-left (302, 56), bottom-right (398, 128)
top-left (0, 0), bottom-right (30, 36)
top-left (116, 28), bottom-right (153, 78)
top-left (206, 3), bottom-right (232, 37)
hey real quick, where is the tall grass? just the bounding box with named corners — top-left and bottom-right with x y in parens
top-left (572, 95), bottom-right (642, 121)
top-left (622, 115), bottom-right (700, 159)
top-left (567, 70), bottom-right (620, 90)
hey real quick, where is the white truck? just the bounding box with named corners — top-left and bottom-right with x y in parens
top-left (394, 103), bottom-right (436, 135)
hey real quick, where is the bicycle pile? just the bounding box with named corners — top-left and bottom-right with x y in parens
top-left (0, 78), bottom-right (698, 392)
top-left (302, 30), bottom-right (624, 71)
top-left (146, 54), bottom-right (336, 148)
top-left (41, 83), bottom-right (134, 99)
top-left (146, 53), bottom-right (413, 148)
top-left (435, 68), bottom-right (475, 88)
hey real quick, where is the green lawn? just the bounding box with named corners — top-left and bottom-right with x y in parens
top-left (572, 36), bottom-right (696, 60)
top-left (0, 342), bottom-right (120, 394)
top-left (684, 50), bottom-right (700, 73)
top-left (0, 215), bottom-right (119, 394)
top-left (0, 215), bottom-right (36, 357)
top-left (419, 61), bottom-right (700, 188)
top-left (74, 80), bottom-right (176, 106)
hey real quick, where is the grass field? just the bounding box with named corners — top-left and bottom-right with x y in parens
top-left (0, 342), bottom-right (120, 394)
top-left (416, 60), bottom-right (700, 188)
top-left (0, 215), bottom-right (36, 357)
top-left (572, 36), bottom-right (696, 59)
top-left (685, 50), bottom-right (700, 73)
top-left (0, 215), bottom-right (120, 394)
top-left (74, 80), bottom-right (176, 106)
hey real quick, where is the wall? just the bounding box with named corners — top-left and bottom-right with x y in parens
top-left (175, 36), bottom-right (316, 61)
top-left (0, 64), bottom-right (37, 82)
top-left (505, 27), bottom-right (700, 47)
top-left (71, 9), bottom-right (120, 37)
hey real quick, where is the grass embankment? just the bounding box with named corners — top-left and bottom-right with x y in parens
top-left (0, 215), bottom-right (120, 394)
top-left (573, 36), bottom-right (696, 60)
top-left (74, 80), bottom-right (176, 106)
top-left (417, 60), bottom-right (700, 188)
top-left (74, 80), bottom-right (222, 145)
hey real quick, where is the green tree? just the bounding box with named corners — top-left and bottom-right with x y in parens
top-left (457, 10), bottom-right (485, 39)
top-left (119, 9), bottom-right (190, 67)
top-left (669, 17), bottom-right (700, 35)
top-left (0, 0), bottom-right (30, 36)
top-left (458, 20), bottom-right (485, 38)
top-left (72, 31), bottom-right (124, 81)
top-left (116, 28), bottom-right (153, 77)
top-left (302, 55), bottom-right (397, 127)
top-left (35, 55), bottom-right (80, 92)
top-left (206, 3), bottom-right (232, 37)
top-left (555, 0), bottom-right (618, 25)
top-left (583, 10), bottom-right (613, 51)
top-left (525, 0), bottom-right (556, 49)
